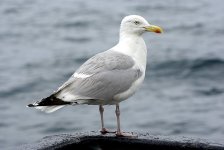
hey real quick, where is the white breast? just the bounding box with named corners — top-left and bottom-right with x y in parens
top-left (113, 34), bottom-right (147, 69)
top-left (112, 34), bottom-right (147, 102)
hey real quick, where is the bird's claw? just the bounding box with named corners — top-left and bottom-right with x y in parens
top-left (100, 128), bottom-right (116, 134)
top-left (115, 131), bottom-right (137, 138)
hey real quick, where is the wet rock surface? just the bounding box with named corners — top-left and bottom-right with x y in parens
top-left (20, 131), bottom-right (224, 150)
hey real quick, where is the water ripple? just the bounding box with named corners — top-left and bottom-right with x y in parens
top-left (149, 58), bottom-right (224, 78)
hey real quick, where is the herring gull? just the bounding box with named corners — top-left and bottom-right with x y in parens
top-left (27, 15), bottom-right (163, 136)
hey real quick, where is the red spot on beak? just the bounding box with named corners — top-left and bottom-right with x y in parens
top-left (155, 29), bottom-right (162, 33)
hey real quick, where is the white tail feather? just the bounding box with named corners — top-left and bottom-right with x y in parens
top-left (35, 105), bottom-right (65, 113)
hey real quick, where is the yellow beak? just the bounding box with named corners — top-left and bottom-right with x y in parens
top-left (144, 25), bottom-right (163, 33)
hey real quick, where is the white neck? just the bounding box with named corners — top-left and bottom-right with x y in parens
top-left (112, 33), bottom-right (147, 70)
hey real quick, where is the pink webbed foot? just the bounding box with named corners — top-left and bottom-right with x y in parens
top-left (100, 128), bottom-right (116, 135)
top-left (115, 131), bottom-right (138, 138)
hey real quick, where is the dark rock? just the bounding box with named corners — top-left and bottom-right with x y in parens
top-left (20, 131), bottom-right (224, 150)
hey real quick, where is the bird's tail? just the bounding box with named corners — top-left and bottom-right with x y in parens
top-left (27, 95), bottom-right (72, 113)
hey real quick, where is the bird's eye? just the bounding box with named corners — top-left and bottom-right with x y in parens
top-left (134, 21), bottom-right (140, 25)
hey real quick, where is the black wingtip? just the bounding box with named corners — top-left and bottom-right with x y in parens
top-left (27, 104), bottom-right (35, 107)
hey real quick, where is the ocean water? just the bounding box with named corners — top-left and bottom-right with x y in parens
top-left (1, 0), bottom-right (224, 149)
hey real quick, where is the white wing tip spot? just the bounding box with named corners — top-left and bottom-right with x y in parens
top-left (73, 73), bottom-right (92, 78)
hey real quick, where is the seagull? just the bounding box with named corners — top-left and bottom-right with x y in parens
top-left (27, 15), bottom-right (163, 137)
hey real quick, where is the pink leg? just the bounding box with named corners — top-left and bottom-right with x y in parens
top-left (115, 104), bottom-right (121, 134)
top-left (99, 105), bottom-right (115, 134)
top-left (115, 104), bottom-right (136, 137)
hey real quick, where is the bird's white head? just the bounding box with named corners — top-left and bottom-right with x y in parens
top-left (120, 15), bottom-right (163, 36)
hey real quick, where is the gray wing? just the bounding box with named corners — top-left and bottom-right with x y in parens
top-left (75, 50), bottom-right (136, 74)
top-left (55, 50), bottom-right (142, 101)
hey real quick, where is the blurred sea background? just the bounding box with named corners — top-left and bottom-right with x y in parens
top-left (1, 0), bottom-right (224, 149)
